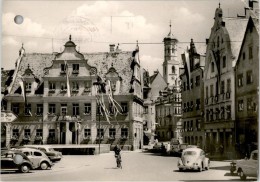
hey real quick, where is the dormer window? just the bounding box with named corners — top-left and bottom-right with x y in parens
top-left (72, 64), bottom-right (79, 74)
top-left (110, 81), bottom-right (116, 91)
top-left (25, 82), bottom-right (32, 93)
top-left (84, 81), bottom-right (91, 92)
top-left (172, 66), bottom-right (175, 74)
top-left (49, 82), bottom-right (56, 93)
top-left (60, 64), bottom-right (66, 74)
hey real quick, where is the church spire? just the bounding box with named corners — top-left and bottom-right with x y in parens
top-left (169, 20), bottom-right (172, 35)
top-left (167, 20), bottom-right (174, 38)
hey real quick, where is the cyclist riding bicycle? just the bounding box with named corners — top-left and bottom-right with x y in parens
top-left (113, 144), bottom-right (122, 169)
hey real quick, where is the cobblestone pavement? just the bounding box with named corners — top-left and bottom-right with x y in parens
top-left (1, 150), bottom-right (257, 181)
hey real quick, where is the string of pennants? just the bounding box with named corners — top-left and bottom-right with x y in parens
top-left (93, 76), bottom-right (123, 124)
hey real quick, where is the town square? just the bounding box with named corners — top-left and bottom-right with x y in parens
top-left (1, 0), bottom-right (259, 181)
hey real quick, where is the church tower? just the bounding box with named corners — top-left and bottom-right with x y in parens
top-left (163, 22), bottom-right (180, 87)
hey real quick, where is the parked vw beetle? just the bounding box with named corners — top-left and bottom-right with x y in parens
top-left (25, 145), bottom-right (62, 162)
top-left (13, 148), bottom-right (53, 170)
top-left (236, 150), bottom-right (258, 180)
top-left (177, 148), bottom-right (210, 172)
top-left (1, 150), bottom-right (34, 173)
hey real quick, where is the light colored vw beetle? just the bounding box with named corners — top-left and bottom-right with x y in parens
top-left (236, 150), bottom-right (258, 180)
top-left (177, 148), bottom-right (210, 172)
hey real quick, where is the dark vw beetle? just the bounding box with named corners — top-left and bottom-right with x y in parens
top-left (1, 150), bottom-right (34, 173)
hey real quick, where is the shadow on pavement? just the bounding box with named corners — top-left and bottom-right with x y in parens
top-left (142, 150), bottom-right (179, 158)
top-left (1, 171), bottom-right (34, 174)
top-left (104, 167), bottom-right (121, 170)
top-left (224, 172), bottom-right (238, 177)
top-left (210, 166), bottom-right (230, 171)
top-left (173, 169), bottom-right (200, 173)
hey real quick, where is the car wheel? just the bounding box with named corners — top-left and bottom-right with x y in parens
top-left (40, 162), bottom-right (49, 170)
top-left (198, 163), bottom-right (203, 172)
top-left (239, 169), bottom-right (247, 180)
top-left (20, 164), bottom-right (30, 173)
top-left (205, 161), bottom-right (210, 170)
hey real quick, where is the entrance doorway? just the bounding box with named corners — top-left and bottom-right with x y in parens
top-left (60, 122), bottom-right (66, 144)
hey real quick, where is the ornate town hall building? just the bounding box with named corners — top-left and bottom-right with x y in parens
top-left (2, 36), bottom-right (144, 150)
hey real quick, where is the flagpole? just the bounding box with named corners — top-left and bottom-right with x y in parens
top-left (99, 103), bottom-right (101, 154)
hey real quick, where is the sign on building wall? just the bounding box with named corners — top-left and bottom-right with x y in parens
top-left (1, 111), bottom-right (17, 123)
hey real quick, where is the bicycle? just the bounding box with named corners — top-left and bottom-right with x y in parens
top-left (115, 154), bottom-right (122, 169)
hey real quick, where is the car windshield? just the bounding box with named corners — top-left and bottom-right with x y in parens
top-left (180, 145), bottom-right (188, 149)
top-left (183, 151), bottom-right (197, 156)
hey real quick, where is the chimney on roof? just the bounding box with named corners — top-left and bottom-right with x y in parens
top-left (109, 44), bottom-right (115, 52)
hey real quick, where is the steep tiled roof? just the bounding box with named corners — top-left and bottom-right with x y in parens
top-left (8, 50), bottom-right (133, 95)
top-left (1, 69), bottom-right (14, 93)
top-left (9, 53), bottom-right (54, 94)
top-left (223, 17), bottom-right (248, 66)
top-left (84, 51), bottom-right (133, 94)
top-left (236, 16), bottom-right (259, 67)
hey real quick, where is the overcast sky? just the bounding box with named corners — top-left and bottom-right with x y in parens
top-left (2, 0), bottom-right (248, 74)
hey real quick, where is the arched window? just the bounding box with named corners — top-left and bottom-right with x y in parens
top-left (172, 66), bottom-right (175, 74)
